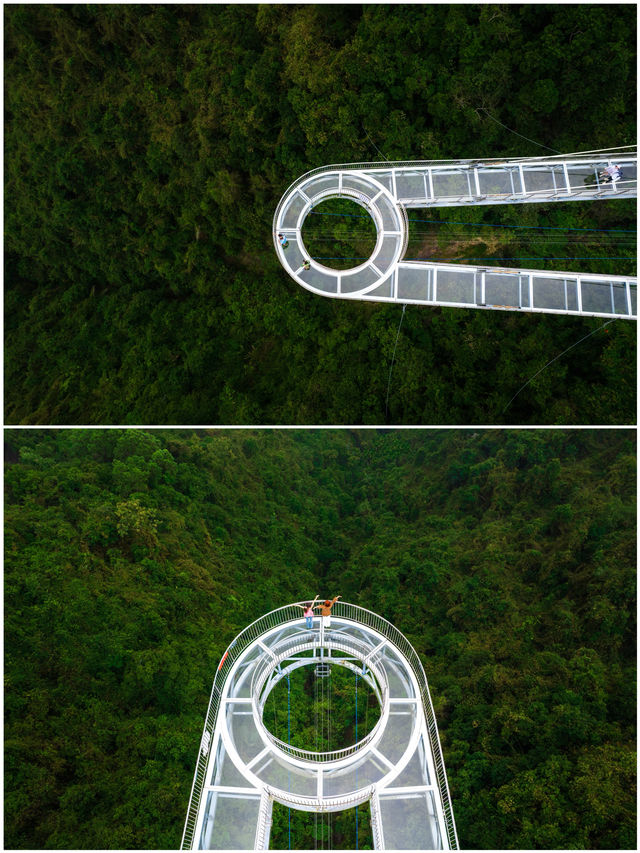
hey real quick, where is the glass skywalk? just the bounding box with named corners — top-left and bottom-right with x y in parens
top-left (182, 603), bottom-right (458, 850)
top-left (273, 149), bottom-right (637, 319)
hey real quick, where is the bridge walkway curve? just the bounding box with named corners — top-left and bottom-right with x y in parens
top-left (182, 602), bottom-right (458, 851)
top-left (273, 149), bottom-right (637, 319)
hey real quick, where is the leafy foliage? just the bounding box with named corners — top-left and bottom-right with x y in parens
top-left (4, 4), bottom-right (637, 424)
top-left (4, 428), bottom-right (636, 848)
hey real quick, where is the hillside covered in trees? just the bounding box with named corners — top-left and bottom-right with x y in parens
top-left (4, 429), bottom-right (636, 848)
top-left (4, 4), bottom-right (637, 425)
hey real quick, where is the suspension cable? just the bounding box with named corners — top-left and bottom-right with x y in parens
top-left (385, 304), bottom-right (407, 423)
top-left (502, 318), bottom-right (617, 412)
top-left (476, 107), bottom-right (561, 153)
top-left (308, 210), bottom-right (636, 234)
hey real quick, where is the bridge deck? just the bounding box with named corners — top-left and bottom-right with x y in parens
top-left (273, 151), bottom-right (637, 319)
top-left (183, 604), bottom-right (458, 850)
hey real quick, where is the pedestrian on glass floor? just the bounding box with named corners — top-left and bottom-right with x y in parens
top-left (302, 259), bottom-right (311, 271)
top-left (278, 233), bottom-right (289, 248)
top-left (294, 595), bottom-right (319, 629)
top-left (599, 164), bottom-right (622, 184)
top-left (317, 595), bottom-right (341, 628)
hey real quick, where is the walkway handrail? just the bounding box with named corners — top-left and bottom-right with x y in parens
top-left (181, 602), bottom-right (459, 850)
top-left (265, 783), bottom-right (377, 811)
top-left (251, 633), bottom-right (389, 764)
top-left (272, 146), bottom-right (636, 244)
top-left (181, 603), bottom-right (307, 850)
top-left (331, 602), bottom-right (459, 850)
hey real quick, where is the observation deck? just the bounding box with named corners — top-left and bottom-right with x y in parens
top-left (273, 149), bottom-right (637, 319)
top-left (182, 602), bottom-right (458, 850)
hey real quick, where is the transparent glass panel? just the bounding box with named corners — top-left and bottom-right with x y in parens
top-left (521, 276), bottom-right (531, 308)
top-left (378, 791), bottom-right (442, 850)
top-left (435, 269), bottom-right (476, 305)
top-left (484, 273), bottom-right (520, 307)
top-left (612, 281), bottom-right (629, 314)
top-left (341, 174), bottom-right (377, 197)
top-left (211, 735), bottom-right (255, 789)
top-left (227, 707), bottom-right (263, 763)
top-left (477, 169), bottom-right (513, 195)
top-left (199, 791), bottom-right (261, 850)
top-left (387, 735), bottom-right (431, 788)
top-left (532, 277), bottom-right (571, 311)
top-left (363, 170), bottom-right (393, 192)
top-left (281, 236), bottom-right (304, 271)
top-left (432, 171), bottom-right (469, 198)
top-left (300, 266), bottom-right (339, 294)
top-left (323, 754), bottom-right (387, 796)
top-left (371, 234), bottom-right (401, 272)
top-left (378, 199), bottom-right (402, 232)
top-left (376, 703), bottom-right (416, 765)
top-left (521, 167), bottom-right (556, 192)
top-left (280, 191), bottom-right (307, 230)
top-left (397, 266), bottom-right (432, 302)
top-left (262, 625), bottom-right (308, 649)
top-left (379, 646), bottom-right (415, 699)
top-left (332, 623), bottom-right (383, 650)
top-left (303, 174), bottom-right (341, 199)
top-left (566, 279), bottom-right (579, 311)
top-left (395, 172), bottom-right (427, 201)
top-left (229, 647), bottom-right (262, 698)
top-left (341, 265), bottom-right (379, 294)
top-left (252, 752), bottom-right (318, 796)
top-left (630, 284), bottom-right (637, 316)
top-left (567, 165), bottom-right (597, 190)
top-left (581, 280), bottom-right (616, 314)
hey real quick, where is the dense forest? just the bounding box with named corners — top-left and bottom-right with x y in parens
top-left (4, 428), bottom-right (636, 848)
top-left (4, 4), bottom-right (637, 425)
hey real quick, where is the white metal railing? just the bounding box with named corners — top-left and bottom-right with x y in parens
top-left (330, 602), bottom-right (459, 850)
top-left (251, 633), bottom-right (389, 764)
top-left (273, 149), bottom-right (637, 293)
top-left (181, 604), bottom-right (308, 850)
top-left (273, 146), bottom-right (636, 236)
top-left (181, 602), bottom-right (458, 850)
top-left (265, 782), bottom-right (377, 811)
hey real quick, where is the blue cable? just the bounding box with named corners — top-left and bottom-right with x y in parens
top-left (308, 210), bottom-right (636, 233)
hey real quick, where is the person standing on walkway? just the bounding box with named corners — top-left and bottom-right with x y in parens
top-left (294, 595), bottom-right (319, 629)
top-left (317, 595), bottom-right (341, 628)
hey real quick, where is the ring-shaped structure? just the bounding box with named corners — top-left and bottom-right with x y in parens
top-left (251, 636), bottom-right (389, 765)
top-left (274, 151), bottom-right (637, 319)
top-left (276, 170), bottom-right (408, 299)
top-left (183, 603), bottom-right (458, 850)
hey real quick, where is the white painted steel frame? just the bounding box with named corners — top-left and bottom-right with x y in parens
top-left (182, 602), bottom-right (458, 850)
top-left (273, 149), bottom-right (637, 320)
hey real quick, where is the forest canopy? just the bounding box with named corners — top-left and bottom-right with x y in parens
top-left (4, 428), bottom-right (636, 848)
top-left (4, 4), bottom-right (637, 425)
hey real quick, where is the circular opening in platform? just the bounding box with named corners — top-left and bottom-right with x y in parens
top-left (301, 198), bottom-right (378, 271)
top-left (262, 660), bottom-right (381, 753)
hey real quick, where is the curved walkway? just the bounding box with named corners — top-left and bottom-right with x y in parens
top-left (182, 602), bottom-right (458, 850)
top-left (273, 150), bottom-right (637, 319)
